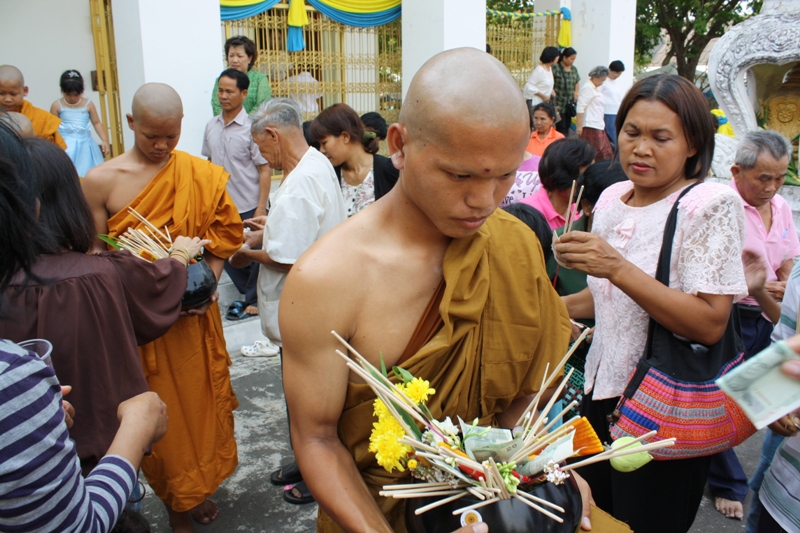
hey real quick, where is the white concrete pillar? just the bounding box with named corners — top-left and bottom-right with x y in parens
top-left (402, 0), bottom-right (487, 98)
top-left (569, 0), bottom-right (636, 90)
top-left (112, 0), bottom-right (223, 155)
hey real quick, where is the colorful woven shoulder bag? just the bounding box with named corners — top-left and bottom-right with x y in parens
top-left (608, 183), bottom-right (757, 459)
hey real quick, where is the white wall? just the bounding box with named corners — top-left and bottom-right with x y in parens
top-left (402, 0), bottom-right (487, 98)
top-left (570, 0), bottom-right (636, 90)
top-left (113, 0), bottom-right (224, 155)
top-left (0, 0), bottom-right (104, 143)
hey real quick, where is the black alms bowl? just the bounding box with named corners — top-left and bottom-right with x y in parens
top-left (406, 478), bottom-right (582, 533)
top-left (182, 259), bottom-right (217, 310)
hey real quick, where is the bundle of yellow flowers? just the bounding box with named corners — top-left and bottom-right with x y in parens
top-left (369, 376), bottom-right (435, 472)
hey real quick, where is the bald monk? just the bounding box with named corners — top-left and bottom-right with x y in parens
top-left (82, 83), bottom-right (242, 533)
top-left (0, 65), bottom-right (66, 148)
top-left (280, 48), bottom-right (594, 533)
top-left (1, 111), bottom-right (34, 137)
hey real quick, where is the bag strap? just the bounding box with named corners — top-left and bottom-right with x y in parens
top-left (653, 182), bottom-right (700, 286)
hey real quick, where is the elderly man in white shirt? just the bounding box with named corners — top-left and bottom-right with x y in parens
top-left (599, 60), bottom-right (631, 147)
top-left (228, 97), bottom-right (347, 506)
top-left (576, 65), bottom-right (613, 161)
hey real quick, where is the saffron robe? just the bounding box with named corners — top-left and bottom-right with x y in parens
top-left (317, 210), bottom-right (573, 532)
top-left (20, 100), bottom-right (66, 149)
top-left (107, 150), bottom-right (243, 512)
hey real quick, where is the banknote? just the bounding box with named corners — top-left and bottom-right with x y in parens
top-left (716, 340), bottom-right (800, 429)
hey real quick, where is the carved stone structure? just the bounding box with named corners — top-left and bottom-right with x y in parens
top-left (707, 0), bottom-right (800, 137)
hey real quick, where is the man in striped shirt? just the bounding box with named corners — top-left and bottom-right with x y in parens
top-left (0, 339), bottom-right (167, 532)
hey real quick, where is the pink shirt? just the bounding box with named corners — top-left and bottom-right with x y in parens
top-left (520, 186), bottom-right (579, 230)
top-left (730, 180), bottom-right (800, 306)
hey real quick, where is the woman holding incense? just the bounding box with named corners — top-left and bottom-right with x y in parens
top-left (0, 133), bottom-right (208, 477)
top-left (554, 75), bottom-right (748, 533)
top-left (0, 123), bottom-right (171, 533)
top-left (520, 137), bottom-right (595, 230)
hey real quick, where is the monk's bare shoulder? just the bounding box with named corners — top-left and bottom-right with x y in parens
top-left (84, 152), bottom-right (138, 187)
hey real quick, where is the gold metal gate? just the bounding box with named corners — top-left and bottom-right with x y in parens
top-left (89, 0), bottom-right (124, 155)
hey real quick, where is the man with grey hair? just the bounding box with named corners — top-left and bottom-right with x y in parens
top-left (708, 129), bottom-right (799, 521)
top-left (228, 97), bottom-right (346, 504)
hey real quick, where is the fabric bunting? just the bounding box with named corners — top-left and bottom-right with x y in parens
top-left (220, 0), bottom-right (401, 26)
top-left (220, 0), bottom-right (280, 21)
top-left (558, 7), bottom-right (571, 47)
top-left (485, 8), bottom-right (560, 19)
top-left (287, 0), bottom-right (309, 51)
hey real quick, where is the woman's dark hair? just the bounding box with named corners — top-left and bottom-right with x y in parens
top-left (532, 102), bottom-right (557, 121)
top-left (540, 46), bottom-right (560, 64)
top-left (609, 60), bottom-right (625, 73)
top-left (558, 47), bottom-right (577, 63)
top-left (615, 74), bottom-right (715, 181)
top-left (224, 36), bottom-right (257, 71)
top-left (308, 103), bottom-right (379, 154)
top-left (360, 112), bottom-right (388, 141)
top-left (0, 118), bottom-right (55, 312)
top-left (111, 509), bottom-right (152, 533)
top-left (539, 138), bottom-right (596, 192)
top-left (219, 68), bottom-right (250, 92)
top-left (503, 203), bottom-right (553, 263)
top-left (59, 70), bottom-right (84, 95)
top-left (25, 137), bottom-right (95, 253)
top-left (581, 160), bottom-right (628, 207)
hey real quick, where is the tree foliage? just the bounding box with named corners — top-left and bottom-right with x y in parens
top-left (486, 0), bottom-right (536, 12)
top-left (635, 0), bottom-right (762, 81)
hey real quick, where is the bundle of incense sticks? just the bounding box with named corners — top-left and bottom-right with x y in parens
top-left (331, 329), bottom-right (675, 521)
top-left (552, 179), bottom-right (584, 244)
top-left (115, 207), bottom-right (174, 262)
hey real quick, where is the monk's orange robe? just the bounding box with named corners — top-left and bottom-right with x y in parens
top-left (107, 150), bottom-right (243, 512)
top-left (317, 210), bottom-right (572, 532)
top-left (20, 99), bottom-right (66, 149)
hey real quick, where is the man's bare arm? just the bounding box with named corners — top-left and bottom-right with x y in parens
top-left (256, 164), bottom-right (271, 218)
top-left (280, 262), bottom-right (392, 533)
top-left (81, 170), bottom-right (111, 252)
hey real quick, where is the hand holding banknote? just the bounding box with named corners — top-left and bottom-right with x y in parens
top-left (717, 334), bottom-right (800, 430)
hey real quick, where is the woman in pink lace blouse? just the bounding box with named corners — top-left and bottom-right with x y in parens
top-left (554, 75), bottom-right (748, 533)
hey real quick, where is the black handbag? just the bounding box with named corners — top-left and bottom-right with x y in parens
top-left (608, 183), bottom-right (757, 459)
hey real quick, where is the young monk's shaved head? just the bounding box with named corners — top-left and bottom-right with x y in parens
top-left (399, 47), bottom-right (529, 145)
top-left (2, 112), bottom-right (34, 137)
top-left (0, 65), bottom-right (24, 86)
top-left (131, 83), bottom-right (184, 121)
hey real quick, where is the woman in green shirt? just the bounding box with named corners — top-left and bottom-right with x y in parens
top-left (211, 36), bottom-right (271, 116)
top-left (552, 47), bottom-right (580, 136)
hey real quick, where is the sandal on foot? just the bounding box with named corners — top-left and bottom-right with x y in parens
top-left (283, 481), bottom-right (315, 505)
top-left (241, 340), bottom-right (279, 357)
top-left (270, 461), bottom-right (303, 485)
top-left (226, 307), bottom-right (251, 321)
top-left (227, 301), bottom-right (245, 312)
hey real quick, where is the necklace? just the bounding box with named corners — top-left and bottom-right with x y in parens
top-left (62, 97), bottom-right (84, 109)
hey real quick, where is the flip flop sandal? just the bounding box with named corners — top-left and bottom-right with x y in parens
top-left (283, 481), bottom-right (315, 505)
top-left (226, 307), bottom-right (251, 321)
top-left (227, 300), bottom-right (245, 312)
top-left (270, 461), bottom-right (303, 485)
top-left (241, 340), bottom-right (279, 357)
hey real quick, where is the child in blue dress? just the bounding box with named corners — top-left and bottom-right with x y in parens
top-left (49, 70), bottom-right (109, 176)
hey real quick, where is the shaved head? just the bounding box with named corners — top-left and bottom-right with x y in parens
top-left (399, 48), bottom-right (529, 144)
top-left (2, 112), bottom-right (34, 137)
top-left (131, 83), bottom-right (183, 121)
top-left (0, 65), bottom-right (24, 86)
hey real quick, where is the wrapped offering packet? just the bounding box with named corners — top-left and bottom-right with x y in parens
top-left (717, 340), bottom-right (800, 429)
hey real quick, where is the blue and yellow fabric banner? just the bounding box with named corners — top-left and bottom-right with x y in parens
top-left (220, 0), bottom-right (401, 26)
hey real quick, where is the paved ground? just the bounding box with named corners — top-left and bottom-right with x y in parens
top-left (139, 349), bottom-right (767, 532)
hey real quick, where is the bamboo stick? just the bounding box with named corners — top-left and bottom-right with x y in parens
top-left (567, 185), bottom-right (585, 233)
top-left (516, 489), bottom-right (565, 512)
top-left (528, 367), bottom-right (575, 440)
top-left (451, 496), bottom-right (501, 515)
top-left (413, 491), bottom-right (470, 515)
top-left (512, 493), bottom-right (564, 523)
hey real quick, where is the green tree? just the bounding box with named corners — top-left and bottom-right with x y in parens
top-left (486, 0), bottom-right (536, 12)
top-left (635, 0), bottom-right (762, 81)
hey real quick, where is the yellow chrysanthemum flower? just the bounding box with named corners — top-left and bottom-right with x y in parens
top-left (407, 458), bottom-right (418, 469)
top-left (403, 378), bottom-right (435, 404)
top-left (369, 416), bottom-right (411, 472)
top-left (373, 398), bottom-right (390, 419)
